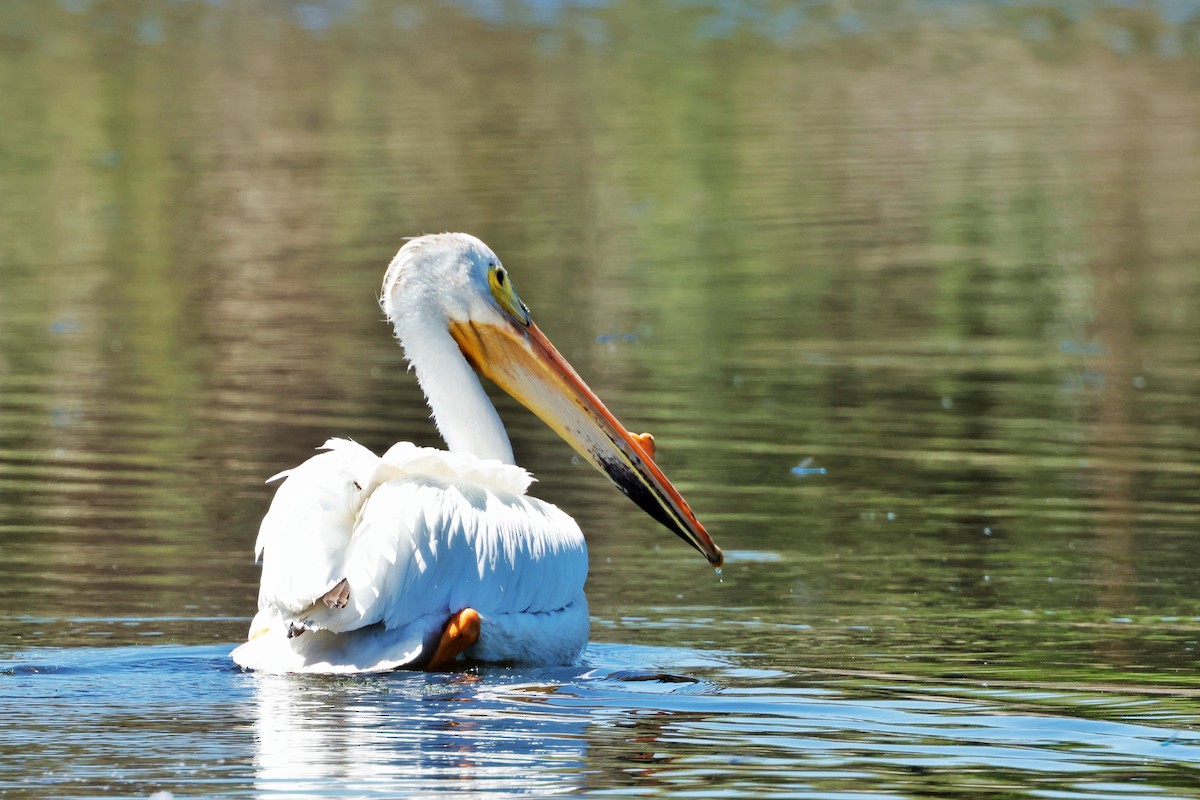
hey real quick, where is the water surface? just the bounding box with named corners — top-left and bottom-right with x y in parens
top-left (2, 1), bottom-right (1200, 797)
top-left (9, 643), bottom-right (1200, 798)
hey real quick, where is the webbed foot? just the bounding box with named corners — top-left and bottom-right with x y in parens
top-left (426, 608), bottom-right (481, 671)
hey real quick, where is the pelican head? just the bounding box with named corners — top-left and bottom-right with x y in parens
top-left (382, 233), bottom-right (723, 567)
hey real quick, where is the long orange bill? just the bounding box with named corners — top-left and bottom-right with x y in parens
top-left (450, 317), bottom-right (723, 567)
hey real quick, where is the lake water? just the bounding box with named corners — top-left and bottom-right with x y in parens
top-left (3, 1), bottom-right (1200, 797)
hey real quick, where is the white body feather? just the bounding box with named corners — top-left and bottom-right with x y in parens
top-left (231, 233), bottom-right (717, 674)
top-left (231, 439), bottom-right (588, 673)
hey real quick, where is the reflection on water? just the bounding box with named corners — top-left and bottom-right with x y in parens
top-left (5, 644), bottom-right (1200, 798)
top-left (250, 671), bottom-right (591, 797)
top-left (2, 0), bottom-right (1200, 797)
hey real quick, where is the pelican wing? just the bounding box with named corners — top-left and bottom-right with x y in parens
top-left (233, 440), bottom-right (588, 673)
top-left (253, 438), bottom-right (381, 617)
top-left (326, 476), bottom-right (587, 633)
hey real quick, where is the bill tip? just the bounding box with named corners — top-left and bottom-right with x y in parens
top-left (709, 545), bottom-right (724, 569)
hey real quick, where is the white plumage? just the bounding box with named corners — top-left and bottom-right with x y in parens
top-left (232, 233), bottom-right (720, 674)
top-left (231, 439), bottom-right (587, 673)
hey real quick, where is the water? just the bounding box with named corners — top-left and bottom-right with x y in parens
top-left (3, 0), bottom-right (1200, 796)
top-left (8, 643), bottom-right (1200, 798)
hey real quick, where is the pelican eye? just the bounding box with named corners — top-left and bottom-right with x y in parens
top-left (488, 263), bottom-right (530, 326)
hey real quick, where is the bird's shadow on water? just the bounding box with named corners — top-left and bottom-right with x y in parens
top-left (6, 642), bottom-right (1200, 798)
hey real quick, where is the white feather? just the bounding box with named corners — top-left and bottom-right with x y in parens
top-left (231, 440), bottom-right (588, 673)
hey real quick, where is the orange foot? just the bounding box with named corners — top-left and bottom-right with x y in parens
top-left (426, 608), bottom-right (481, 671)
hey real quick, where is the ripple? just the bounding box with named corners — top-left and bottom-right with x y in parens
top-left (3, 643), bottom-right (1200, 798)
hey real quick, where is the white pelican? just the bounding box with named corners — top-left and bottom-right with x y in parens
top-left (231, 233), bottom-right (723, 674)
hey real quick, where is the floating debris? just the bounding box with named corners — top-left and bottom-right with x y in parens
top-left (95, 149), bottom-right (122, 168)
top-left (596, 332), bottom-right (640, 345)
top-left (50, 319), bottom-right (82, 334)
top-left (790, 457), bottom-right (827, 477)
top-left (1059, 339), bottom-right (1105, 356)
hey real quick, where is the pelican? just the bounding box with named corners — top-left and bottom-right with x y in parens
top-left (231, 233), bottom-right (723, 674)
